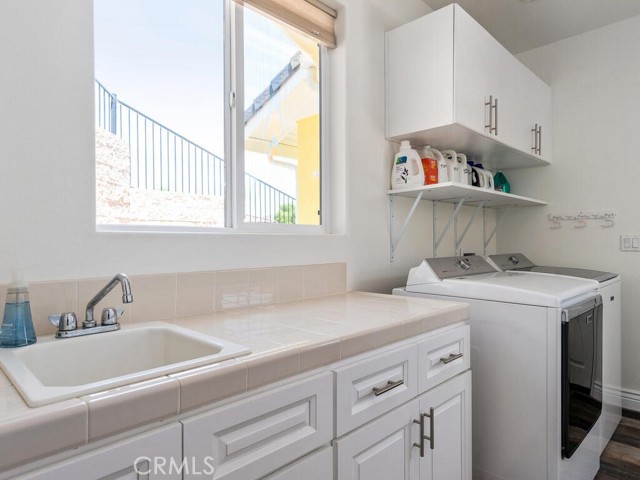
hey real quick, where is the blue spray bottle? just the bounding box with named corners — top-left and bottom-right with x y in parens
top-left (0, 270), bottom-right (36, 348)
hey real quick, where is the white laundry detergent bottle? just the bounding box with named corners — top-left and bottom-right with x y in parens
top-left (441, 150), bottom-right (460, 183)
top-left (391, 141), bottom-right (425, 189)
top-left (456, 153), bottom-right (471, 185)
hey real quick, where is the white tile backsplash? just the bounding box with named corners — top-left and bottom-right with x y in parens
top-left (7, 264), bottom-right (346, 335)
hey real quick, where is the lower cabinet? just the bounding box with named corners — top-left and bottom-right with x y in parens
top-left (17, 423), bottom-right (182, 480)
top-left (418, 371), bottom-right (471, 480)
top-left (335, 400), bottom-right (419, 479)
top-left (11, 325), bottom-right (472, 480)
top-left (261, 447), bottom-right (333, 480)
top-left (182, 373), bottom-right (333, 480)
top-left (335, 371), bottom-right (471, 480)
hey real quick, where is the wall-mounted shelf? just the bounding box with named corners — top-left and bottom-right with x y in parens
top-left (388, 182), bottom-right (547, 207)
top-left (388, 183), bottom-right (547, 262)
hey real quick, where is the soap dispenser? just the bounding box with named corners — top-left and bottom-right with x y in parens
top-left (0, 270), bottom-right (36, 347)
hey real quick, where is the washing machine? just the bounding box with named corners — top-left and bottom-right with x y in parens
top-left (393, 255), bottom-right (602, 480)
top-left (487, 253), bottom-right (622, 452)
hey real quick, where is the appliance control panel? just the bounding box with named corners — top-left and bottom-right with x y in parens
top-left (425, 255), bottom-right (497, 279)
top-left (489, 253), bottom-right (536, 271)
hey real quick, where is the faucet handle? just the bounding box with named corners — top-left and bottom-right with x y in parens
top-left (48, 313), bottom-right (77, 332)
top-left (101, 307), bottom-right (124, 326)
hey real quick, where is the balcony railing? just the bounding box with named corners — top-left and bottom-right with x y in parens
top-left (95, 79), bottom-right (296, 223)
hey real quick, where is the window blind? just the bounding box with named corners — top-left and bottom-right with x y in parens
top-left (237, 0), bottom-right (337, 48)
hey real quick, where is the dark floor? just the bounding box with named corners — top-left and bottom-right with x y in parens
top-left (595, 409), bottom-right (640, 480)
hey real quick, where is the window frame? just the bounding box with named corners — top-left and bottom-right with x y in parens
top-left (95, 0), bottom-right (330, 235)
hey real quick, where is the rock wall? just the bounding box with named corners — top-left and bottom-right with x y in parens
top-left (96, 129), bottom-right (225, 227)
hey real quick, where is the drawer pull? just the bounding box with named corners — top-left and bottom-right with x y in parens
top-left (412, 407), bottom-right (435, 457)
top-left (372, 379), bottom-right (404, 396)
top-left (440, 352), bottom-right (463, 364)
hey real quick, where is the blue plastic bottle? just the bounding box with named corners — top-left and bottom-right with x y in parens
top-left (0, 270), bottom-right (36, 348)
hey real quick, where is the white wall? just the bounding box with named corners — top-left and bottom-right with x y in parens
top-left (499, 15), bottom-right (640, 398)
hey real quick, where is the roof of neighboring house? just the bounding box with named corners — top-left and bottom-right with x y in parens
top-left (244, 52), bottom-right (302, 124)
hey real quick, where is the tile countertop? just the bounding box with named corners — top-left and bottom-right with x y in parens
top-left (0, 292), bottom-right (469, 473)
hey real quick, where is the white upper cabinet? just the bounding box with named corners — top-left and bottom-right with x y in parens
top-left (386, 4), bottom-right (552, 169)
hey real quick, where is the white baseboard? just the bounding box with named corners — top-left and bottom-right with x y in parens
top-left (621, 387), bottom-right (640, 412)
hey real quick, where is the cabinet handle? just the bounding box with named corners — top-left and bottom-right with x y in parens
top-left (413, 407), bottom-right (435, 457)
top-left (494, 97), bottom-right (498, 135)
top-left (531, 123), bottom-right (538, 153)
top-left (485, 95), bottom-right (494, 134)
top-left (538, 125), bottom-right (542, 155)
top-left (440, 352), bottom-right (463, 364)
top-left (372, 379), bottom-right (404, 396)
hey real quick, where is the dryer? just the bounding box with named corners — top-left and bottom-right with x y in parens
top-left (393, 255), bottom-right (602, 480)
top-left (488, 253), bottom-right (622, 452)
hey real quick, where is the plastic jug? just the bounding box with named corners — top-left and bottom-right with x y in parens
top-left (420, 146), bottom-right (439, 185)
top-left (471, 166), bottom-right (483, 188)
top-left (391, 141), bottom-right (425, 189)
top-left (441, 150), bottom-right (460, 183)
top-left (428, 147), bottom-right (449, 183)
top-left (494, 171), bottom-right (510, 193)
top-left (456, 153), bottom-right (472, 186)
top-left (483, 169), bottom-right (495, 190)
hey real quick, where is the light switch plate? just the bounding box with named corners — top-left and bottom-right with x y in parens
top-left (620, 235), bottom-right (640, 252)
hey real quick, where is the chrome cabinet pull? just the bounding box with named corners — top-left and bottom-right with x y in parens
top-left (413, 414), bottom-right (425, 457)
top-left (440, 352), bottom-right (463, 364)
top-left (538, 125), bottom-right (542, 155)
top-left (412, 407), bottom-right (435, 457)
top-left (532, 123), bottom-right (539, 153)
top-left (484, 95), bottom-right (494, 133)
top-left (372, 379), bottom-right (404, 396)
top-left (493, 97), bottom-right (498, 135)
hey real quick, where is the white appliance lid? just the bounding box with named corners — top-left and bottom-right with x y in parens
top-left (405, 258), bottom-right (598, 307)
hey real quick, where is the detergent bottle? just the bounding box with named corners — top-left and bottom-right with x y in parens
top-left (391, 141), bottom-right (425, 189)
top-left (441, 150), bottom-right (459, 183)
top-left (420, 146), bottom-right (440, 185)
top-left (456, 153), bottom-right (471, 186)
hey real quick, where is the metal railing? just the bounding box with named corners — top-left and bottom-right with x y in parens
top-left (95, 79), bottom-right (296, 223)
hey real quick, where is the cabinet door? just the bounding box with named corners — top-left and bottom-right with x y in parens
top-left (453, 4), bottom-right (510, 137)
top-left (385, 5), bottom-right (455, 139)
top-left (18, 423), bottom-right (182, 480)
top-left (335, 400), bottom-right (419, 480)
top-left (418, 371), bottom-right (471, 480)
top-left (262, 447), bottom-right (332, 480)
top-left (182, 373), bottom-right (333, 480)
top-left (527, 74), bottom-right (552, 163)
top-left (499, 60), bottom-right (552, 163)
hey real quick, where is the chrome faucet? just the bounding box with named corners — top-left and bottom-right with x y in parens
top-left (49, 273), bottom-right (134, 338)
top-left (85, 273), bottom-right (133, 328)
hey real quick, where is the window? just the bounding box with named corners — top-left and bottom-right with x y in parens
top-left (93, 0), bottom-right (327, 231)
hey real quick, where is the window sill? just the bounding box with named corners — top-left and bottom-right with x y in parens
top-left (96, 224), bottom-right (339, 236)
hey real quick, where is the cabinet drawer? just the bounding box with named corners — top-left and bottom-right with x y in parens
top-left (262, 447), bottom-right (332, 480)
top-left (334, 344), bottom-right (418, 436)
top-left (418, 325), bottom-right (470, 393)
top-left (182, 373), bottom-right (333, 480)
top-left (17, 423), bottom-right (182, 480)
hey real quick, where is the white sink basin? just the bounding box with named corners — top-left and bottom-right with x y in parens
top-left (0, 322), bottom-right (251, 407)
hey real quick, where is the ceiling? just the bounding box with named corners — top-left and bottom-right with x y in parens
top-left (422, 0), bottom-right (640, 53)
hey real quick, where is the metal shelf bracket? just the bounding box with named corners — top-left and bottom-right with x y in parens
top-left (483, 206), bottom-right (512, 256)
top-left (455, 201), bottom-right (485, 254)
top-left (389, 191), bottom-right (424, 262)
top-left (433, 198), bottom-right (466, 257)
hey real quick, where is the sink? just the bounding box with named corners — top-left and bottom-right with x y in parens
top-left (0, 322), bottom-right (251, 407)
